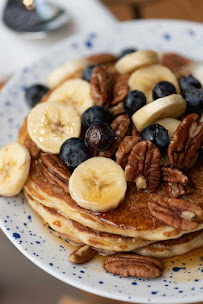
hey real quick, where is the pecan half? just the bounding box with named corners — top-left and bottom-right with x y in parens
top-left (109, 102), bottom-right (125, 117)
top-left (160, 52), bottom-right (194, 79)
top-left (116, 136), bottom-right (140, 168)
top-left (148, 194), bottom-right (203, 230)
top-left (168, 114), bottom-right (203, 168)
top-left (164, 182), bottom-right (194, 198)
top-left (99, 115), bottom-right (130, 158)
top-left (129, 123), bottom-right (140, 137)
top-left (104, 254), bottom-right (163, 278)
top-left (125, 141), bottom-right (161, 192)
top-left (102, 63), bottom-right (120, 84)
top-left (69, 245), bottom-right (97, 264)
top-left (111, 74), bottom-right (129, 106)
top-left (40, 153), bottom-right (71, 193)
top-left (87, 53), bottom-right (117, 65)
top-left (90, 66), bottom-right (112, 106)
top-left (161, 166), bottom-right (188, 184)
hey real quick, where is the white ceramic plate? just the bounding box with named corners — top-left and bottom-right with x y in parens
top-left (0, 20), bottom-right (203, 304)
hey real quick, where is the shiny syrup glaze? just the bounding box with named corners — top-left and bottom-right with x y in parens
top-left (51, 228), bottom-right (203, 282)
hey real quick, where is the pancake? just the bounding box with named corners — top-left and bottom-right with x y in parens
top-left (24, 189), bottom-right (153, 252)
top-left (135, 230), bottom-right (203, 258)
top-left (24, 189), bottom-right (203, 258)
top-left (24, 158), bottom-right (203, 241)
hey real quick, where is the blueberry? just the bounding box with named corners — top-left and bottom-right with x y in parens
top-left (185, 88), bottom-right (203, 115)
top-left (60, 138), bottom-right (92, 170)
top-left (199, 144), bottom-right (203, 162)
top-left (81, 106), bottom-right (112, 130)
top-left (119, 48), bottom-right (137, 59)
top-left (82, 64), bottom-right (99, 82)
top-left (25, 84), bottom-right (49, 107)
top-left (141, 124), bottom-right (170, 151)
top-left (152, 81), bottom-right (177, 100)
top-left (179, 75), bottom-right (201, 96)
top-left (85, 123), bottom-right (115, 152)
top-left (123, 90), bottom-right (146, 117)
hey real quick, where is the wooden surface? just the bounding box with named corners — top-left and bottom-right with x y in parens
top-left (102, 0), bottom-right (203, 22)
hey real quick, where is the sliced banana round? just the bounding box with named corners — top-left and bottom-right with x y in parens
top-left (132, 94), bottom-right (186, 132)
top-left (69, 157), bottom-right (127, 212)
top-left (128, 64), bottom-right (180, 103)
top-left (27, 101), bottom-right (81, 154)
top-left (47, 79), bottom-right (94, 116)
top-left (46, 58), bottom-right (88, 88)
top-left (192, 62), bottom-right (203, 86)
top-left (116, 50), bottom-right (158, 75)
top-left (0, 143), bottom-right (31, 197)
top-left (156, 118), bottom-right (181, 138)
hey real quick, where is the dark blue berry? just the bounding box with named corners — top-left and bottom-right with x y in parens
top-left (60, 138), bottom-right (91, 170)
top-left (82, 64), bottom-right (99, 82)
top-left (141, 124), bottom-right (170, 151)
top-left (81, 106), bottom-right (112, 130)
top-left (85, 123), bottom-right (115, 152)
top-left (185, 88), bottom-right (203, 115)
top-left (25, 84), bottom-right (49, 107)
top-left (123, 90), bottom-right (146, 117)
top-left (119, 48), bottom-right (137, 59)
top-left (199, 144), bottom-right (203, 162)
top-left (152, 81), bottom-right (177, 100)
top-left (179, 75), bottom-right (202, 97)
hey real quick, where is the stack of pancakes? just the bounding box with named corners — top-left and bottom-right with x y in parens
top-left (19, 120), bottom-right (203, 259)
top-left (23, 157), bottom-right (203, 258)
top-left (18, 58), bottom-right (203, 261)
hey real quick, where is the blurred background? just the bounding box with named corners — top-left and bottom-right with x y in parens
top-left (0, 1), bottom-right (203, 304)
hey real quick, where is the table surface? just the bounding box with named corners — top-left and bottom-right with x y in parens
top-left (103, 0), bottom-right (203, 22)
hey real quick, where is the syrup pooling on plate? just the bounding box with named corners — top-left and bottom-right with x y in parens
top-left (1, 46), bottom-right (203, 281)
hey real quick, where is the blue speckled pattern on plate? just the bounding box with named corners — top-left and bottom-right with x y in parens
top-left (0, 20), bottom-right (203, 303)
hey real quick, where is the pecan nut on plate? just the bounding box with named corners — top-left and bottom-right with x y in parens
top-left (160, 52), bottom-right (194, 79)
top-left (168, 113), bottom-right (203, 168)
top-left (116, 136), bottom-right (140, 168)
top-left (90, 65), bottom-right (113, 107)
top-left (161, 165), bottom-right (193, 198)
top-left (69, 245), bottom-right (97, 264)
top-left (161, 166), bottom-right (188, 184)
top-left (111, 74), bottom-right (130, 106)
top-left (104, 253), bottom-right (163, 278)
top-left (125, 140), bottom-right (161, 192)
top-left (148, 194), bottom-right (203, 231)
top-left (40, 153), bottom-right (71, 193)
top-left (109, 102), bottom-right (125, 117)
top-left (99, 115), bottom-right (130, 158)
top-left (87, 53), bottom-right (117, 65)
top-left (164, 182), bottom-right (194, 198)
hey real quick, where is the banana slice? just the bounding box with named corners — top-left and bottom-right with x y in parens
top-left (132, 94), bottom-right (186, 132)
top-left (192, 62), bottom-right (203, 86)
top-left (46, 58), bottom-right (88, 88)
top-left (27, 101), bottom-right (81, 154)
top-left (47, 79), bottom-right (94, 116)
top-left (156, 118), bottom-right (181, 138)
top-left (116, 50), bottom-right (158, 75)
top-left (0, 143), bottom-right (31, 196)
top-left (69, 157), bottom-right (127, 212)
top-left (128, 64), bottom-right (180, 103)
